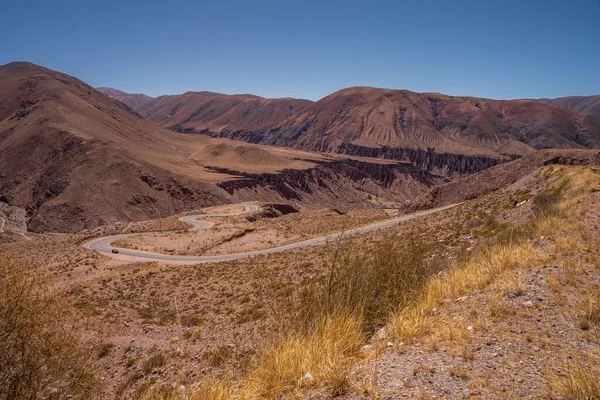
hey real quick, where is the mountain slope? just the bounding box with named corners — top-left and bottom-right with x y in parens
top-left (1, 63), bottom-right (443, 232)
top-left (108, 89), bottom-right (314, 133)
top-left (114, 86), bottom-right (600, 173)
top-left (537, 95), bottom-right (600, 116)
top-left (258, 87), bottom-right (600, 156)
top-left (0, 62), bottom-right (233, 232)
top-left (96, 87), bottom-right (154, 112)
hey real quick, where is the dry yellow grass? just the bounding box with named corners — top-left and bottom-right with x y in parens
top-left (493, 269), bottom-right (527, 297)
top-left (546, 353), bottom-right (600, 400)
top-left (140, 379), bottom-right (232, 400)
top-left (389, 242), bottom-right (545, 343)
top-left (241, 314), bottom-right (364, 399)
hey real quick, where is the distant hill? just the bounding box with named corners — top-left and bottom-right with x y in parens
top-left (96, 87), bottom-right (154, 111)
top-left (99, 88), bottom-right (314, 133)
top-left (255, 87), bottom-right (600, 158)
top-left (105, 86), bottom-right (600, 171)
top-left (537, 95), bottom-right (600, 116)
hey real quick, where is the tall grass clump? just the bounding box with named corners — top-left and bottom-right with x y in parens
top-left (296, 236), bottom-right (433, 335)
top-left (242, 314), bottom-right (363, 398)
top-left (547, 352), bottom-right (600, 400)
top-left (239, 237), bottom-right (434, 398)
top-left (0, 259), bottom-right (97, 400)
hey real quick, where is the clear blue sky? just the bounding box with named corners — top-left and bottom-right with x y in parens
top-left (1, 0), bottom-right (599, 100)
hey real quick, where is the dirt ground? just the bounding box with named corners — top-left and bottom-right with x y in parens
top-left (2, 168), bottom-right (597, 399)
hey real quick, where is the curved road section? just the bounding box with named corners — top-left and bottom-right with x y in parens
top-left (87, 203), bottom-right (458, 264)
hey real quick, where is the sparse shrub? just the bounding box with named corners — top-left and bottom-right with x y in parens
top-left (203, 346), bottom-right (232, 367)
top-left (236, 305), bottom-right (266, 324)
top-left (142, 353), bottom-right (166, 375)
top-left (181, 314), bottom-right (204, 327)
top-left (532, 179), bottom-right (568, 217)
top-left (449, 366), bottom-right (469, 380)
top-left (0, 259), bottom-right (97, 400)
top-left (580, 291), bottom-right (600, 330)
top-left (97, 342), bottom-right (115, 359)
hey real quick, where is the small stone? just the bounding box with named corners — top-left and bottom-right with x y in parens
top-left (302, 372), bottom-right (313, 382)
top-left (467, 325), bottom-right (474, 332)
top-left (387, 341), bottom-right (394, 347)
top-left (463, 389), bottom-right (471, 398)
top-left (523, 300), bottom-right (534, 308)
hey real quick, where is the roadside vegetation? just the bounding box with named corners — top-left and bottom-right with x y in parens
top-left (0, 259), bottom-right (98, 400)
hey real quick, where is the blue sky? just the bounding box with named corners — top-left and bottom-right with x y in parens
top-left (1, 0), bottom-right (599, 100)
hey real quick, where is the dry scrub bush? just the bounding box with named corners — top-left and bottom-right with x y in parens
top-left (0, 259), bottom-right (97, 400)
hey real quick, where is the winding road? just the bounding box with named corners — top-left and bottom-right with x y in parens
top-left (86, 203), bottom-right (458, 264)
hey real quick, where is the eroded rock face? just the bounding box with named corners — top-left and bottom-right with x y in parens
top-left (210, 158), bottom-right (445, 207)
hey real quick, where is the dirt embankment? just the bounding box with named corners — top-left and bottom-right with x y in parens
top-left (409, 149), bottom-right (600, 210)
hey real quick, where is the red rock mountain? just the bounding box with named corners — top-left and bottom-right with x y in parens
top-left (229, 87), bottom-right (600, 158)
top-left (2, 63), bottom-right (441, 232)
top-left (135, 91), bottom-right (313, 133)
top-left (106, 87), bottom-right (600, 167)
top-left (96, 87), bottom-right (154, 112)
top-left (537, 96), bottom-right (600, 116)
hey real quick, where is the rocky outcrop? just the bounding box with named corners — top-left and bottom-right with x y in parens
top-left (335, 143), bottom-right (505, 176)
top-left (209, 158), bottom-right (445, 207)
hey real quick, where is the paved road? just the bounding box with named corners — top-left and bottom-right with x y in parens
top-left (86, 203), bottom-right (458, 264)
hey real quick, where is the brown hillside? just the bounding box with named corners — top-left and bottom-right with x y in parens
top-left (136, 91), bottom-right (313, 132)
top-left (122, 86), bottom-right (600, 174)
top-left (1, 63), bottom-right (440, 232)
top-left (538, 95), bottom-right (600, 116)
top-left (0, 62), bottom-right (229, 232)
top-left (261, 87), bottom-right (600, 157)
top-left (96, 87), bottom-right (154, 112)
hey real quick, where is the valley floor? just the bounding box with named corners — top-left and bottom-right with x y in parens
top-left (1, 166), bottom-right (599, 399)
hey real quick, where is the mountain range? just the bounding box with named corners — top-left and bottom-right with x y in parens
top-left (1, 62), bottom-right (443, 232)
top-left (1, 61), bottom-right (599, 232)
top-left (98, 87), bottom-right (600, 170)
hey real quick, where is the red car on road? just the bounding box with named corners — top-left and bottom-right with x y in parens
top-left (112, 249), bottom-right (119, 254)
